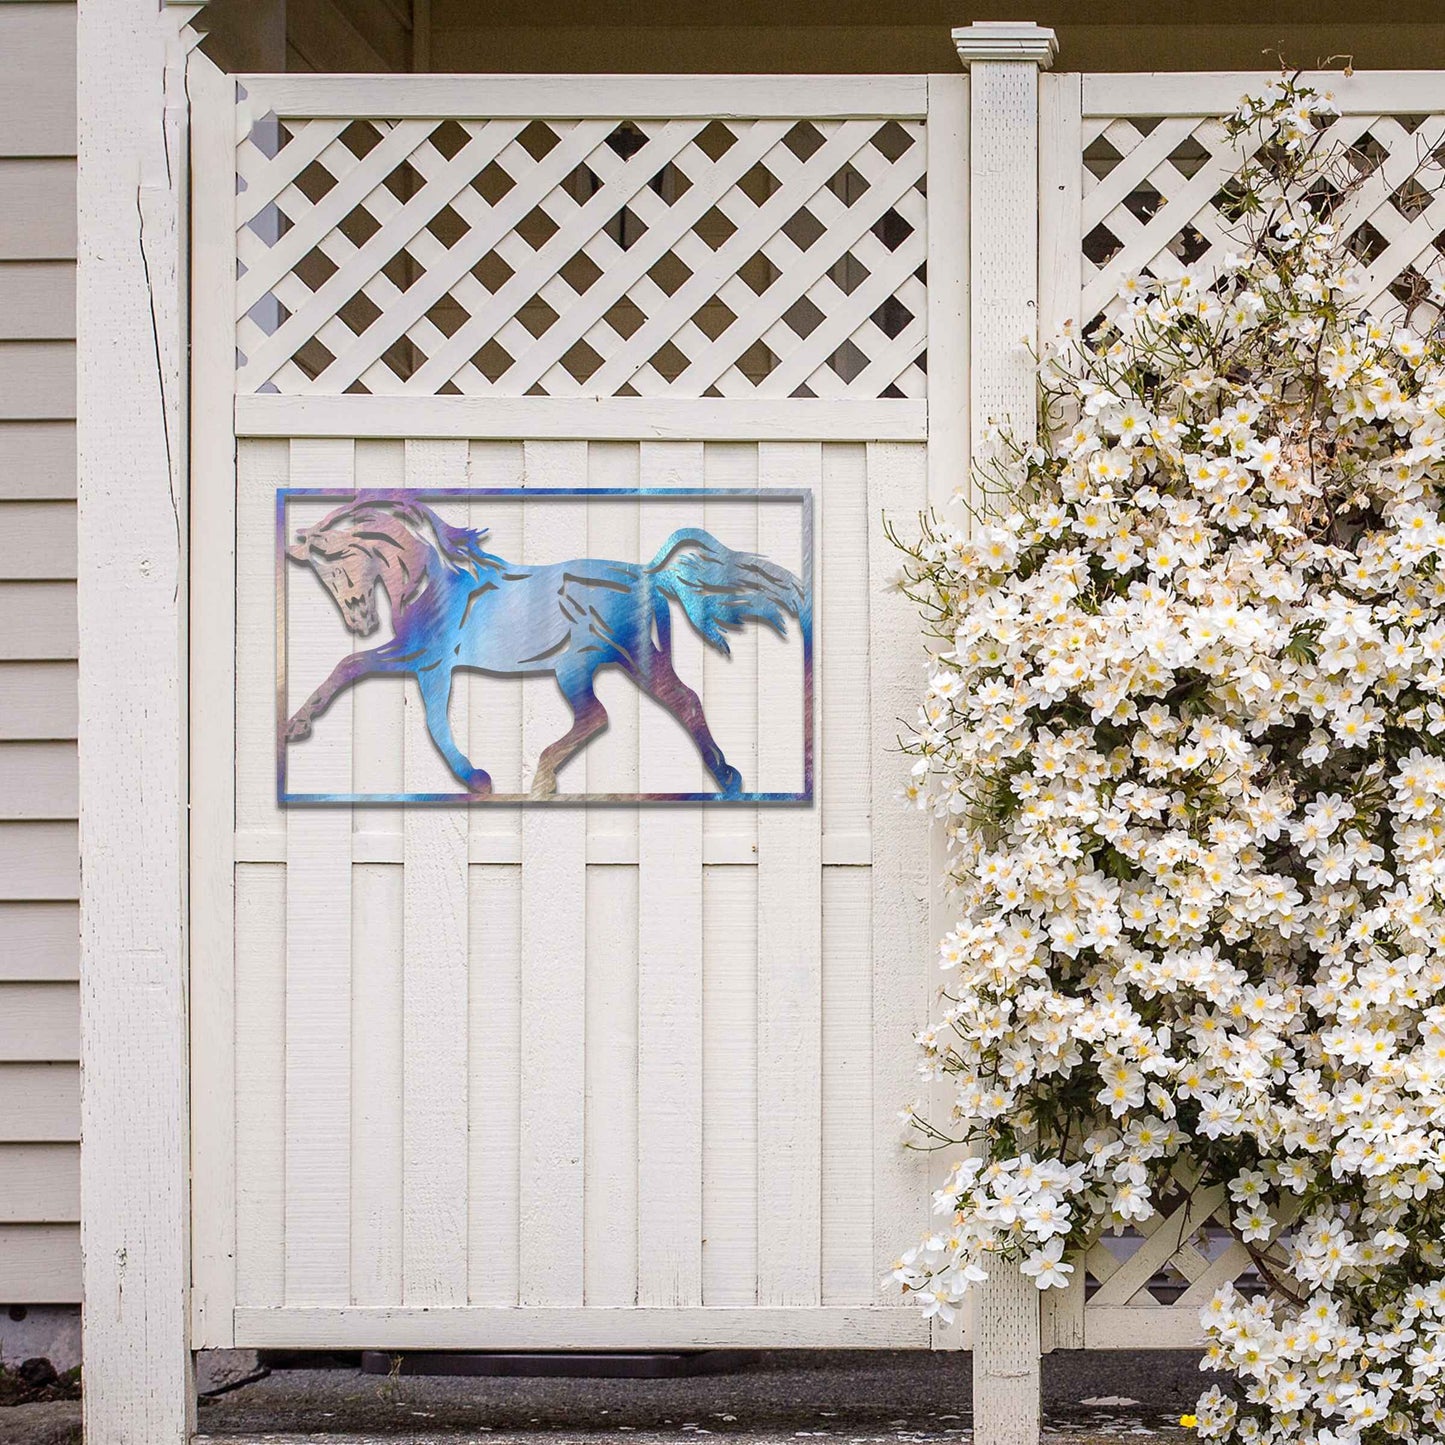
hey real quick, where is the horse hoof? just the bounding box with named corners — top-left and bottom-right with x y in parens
top-left (716, 765), bottom-right (744, 796)
top-left (465, 769), bottom-right (493, 797)
top-left (285, 714), bottom-right (312, 743)
top-left (529, 770), bottom-right (558, 799)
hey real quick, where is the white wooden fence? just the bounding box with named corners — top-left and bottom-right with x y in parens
top-left (175, 35), bottom-right (1445, 1445)
top-left (189, 66), bottom-right (968, 1354)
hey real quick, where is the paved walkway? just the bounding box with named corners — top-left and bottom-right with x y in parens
top-left (4, 1350), bottom-right (1207, 1444)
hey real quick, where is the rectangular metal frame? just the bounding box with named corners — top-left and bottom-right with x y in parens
top-left (276, 485), bottom-right (815, 805)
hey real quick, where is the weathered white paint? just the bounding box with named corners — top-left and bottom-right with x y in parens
top-left (283, 437), bottom-right (355, 1309)
top-left (189, 68), bottom-right (942, 1356)
top-left (231, 828), bottom-right (876, 867)
top-left (12, 16), bottom-right (1435, 1388)
top-left (1038, 71), bottom-right (1084, 348)
top-left (756, 441), bottom-right (823, 1308)
top-left (1083, 69), bottom-right (1445, 117)
top-left (400, 437), bottom-right (470, 1308)
top-left (229, 96), bottom-right (925, 401)
top-left (916, 68), bottom-right (977, 1347)
top-left (924, 74), bottom-right (969, 510)
top-left (199, 436), bottom-right (930, 1346)
top-left (954, 18), bottom-right (1055, 1444)
top-left (863, 440), bottom-right (932, 1319)
top-left (77, 0), bottom-right (205, 1439)
top-left (637, 442), bottom-right (705, 1310)
top-left (187, 49), bottom-right (238, 1349)
top-left (230, 1304), bottom-right (934, 1349)
top-left (516, 438), bottom-right (588, 1311)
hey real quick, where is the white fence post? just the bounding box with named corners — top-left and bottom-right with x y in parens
top-left (78, 1), bottom-right (206, 1439)
top-left (951, 20), bottom-right (1057, 1445)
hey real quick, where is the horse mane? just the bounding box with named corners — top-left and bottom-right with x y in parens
top-left (410, 501), bottom-right (496, 575)
top-left (321, 493), bottom-right (497, 577)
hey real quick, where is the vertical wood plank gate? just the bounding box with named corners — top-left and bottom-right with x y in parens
top-left (188, 66), bottom-right (965, 1352)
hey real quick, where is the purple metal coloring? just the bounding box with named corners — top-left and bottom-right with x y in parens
top-left (277, 487), bottom-right (813, 805)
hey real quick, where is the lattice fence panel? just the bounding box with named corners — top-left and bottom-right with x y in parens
top-left (1079, 107), bottom-right (1445, 332)
top-left (235, 112), bottom-right (928, 399)
top-left (1084, 1183), bottom-right (1253, 1311)
top-left (1064, 1166), bottom-right (1303, 1349)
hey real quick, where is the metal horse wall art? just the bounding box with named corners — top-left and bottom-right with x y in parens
top-left (277, 488), bottom-right (813, 803)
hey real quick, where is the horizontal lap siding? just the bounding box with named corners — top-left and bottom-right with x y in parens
top-left (0, 1224), bottom-right (80, 1302)
top-left (0, 1), bottom-right (79, 1303)
top-left (0, 264), bottom-right (75, 340)
top-left (0, 162), bottom-right (75, 259)
top-left (0, 1143), bottom-right (78, 1222)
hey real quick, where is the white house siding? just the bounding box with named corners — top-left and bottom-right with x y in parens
top-left (0, 0), bottom-right (80, 1304)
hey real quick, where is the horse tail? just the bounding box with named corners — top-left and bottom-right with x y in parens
top-left (645, 528), bottom-right (804, 658)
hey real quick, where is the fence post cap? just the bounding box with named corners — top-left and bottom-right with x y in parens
top-left (951, 21), bottom-right (1058, 69)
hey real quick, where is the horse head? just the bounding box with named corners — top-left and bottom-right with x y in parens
top-left (287, 495), bottom-right (444, 636)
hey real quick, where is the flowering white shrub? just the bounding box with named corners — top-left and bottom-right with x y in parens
top-left (892, 78), bottom-right (1445, 1444)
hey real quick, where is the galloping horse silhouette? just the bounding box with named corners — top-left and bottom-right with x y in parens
top-left (283, 492), bottom-right (805, 797)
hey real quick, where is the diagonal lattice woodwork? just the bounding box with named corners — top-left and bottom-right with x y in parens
top-left (1084, 1183), bottom-right (1255, 1311)
top-left (1080, 109), bottom-right (1445, 330)
top-left (1062, 1166), bottom-right (1304, 1353)
top-left (235, 113), bottom-right (928, 400)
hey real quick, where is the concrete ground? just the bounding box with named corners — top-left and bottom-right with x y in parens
top-left (1, 1349), bottom-right (1209, 1444)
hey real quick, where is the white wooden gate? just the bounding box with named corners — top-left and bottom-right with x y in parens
top-left (188, 67), bottom-right (968, 1351)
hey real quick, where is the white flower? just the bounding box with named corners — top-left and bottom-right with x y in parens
top-left (1019, 1237), bottom-right (1074, 1289)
